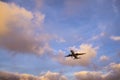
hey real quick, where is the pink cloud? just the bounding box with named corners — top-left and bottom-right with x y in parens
top-left (0, 1), bottom-right (53, 55)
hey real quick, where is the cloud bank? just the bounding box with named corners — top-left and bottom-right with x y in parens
top-left (74, 63), bottom-right (120, 80)
top-left (0, 1), bottom-right (52, 55)
top-left (0, 63), bottom-right (120, 80)
top-left (0, 71), bottom-right (67, 80)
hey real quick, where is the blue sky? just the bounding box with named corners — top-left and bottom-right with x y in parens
top-left (0, 0), bottom-right (120, 80)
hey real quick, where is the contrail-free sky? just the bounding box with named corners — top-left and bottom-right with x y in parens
top-left (0, 0), bottom-right (120, 80)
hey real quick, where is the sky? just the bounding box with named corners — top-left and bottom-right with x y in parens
top-left (0, 0), bottom-right (120, 80)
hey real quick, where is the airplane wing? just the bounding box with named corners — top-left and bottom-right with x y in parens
top-left (65, 54), bottom-right (72, 57)
top-left (75, 53), bottom-right (86, 55)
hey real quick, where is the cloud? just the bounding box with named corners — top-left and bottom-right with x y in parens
top-left (0, 71), bottom-right (68, 80)
top-left (110, 36), bottom-right (120, 41)
top-left (74, 63), bottom-right (120, 80)
top-left (54, 44), bottom-right (98, 66)
top-left (90, 32), bottom-right (105, 41)
top-left (39, 71), bottom-right (68, 80)
top-left (0, 71), bottom-right (40, 80)
top-left (104, 63), bottom-right (120, 80)
top-left (74, 71), bottom-right (103, 80)
top-left (0, 1), bottom-right (53, 55)
top-left (100, 55), bottom-right (109, 62)
top-left (54, 35), bottom-right (66, 43)
top-left (0, 63), bottom-right (120, 80)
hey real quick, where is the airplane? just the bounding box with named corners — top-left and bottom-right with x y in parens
top-left (65, 50), bottom-right (86, 59)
